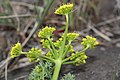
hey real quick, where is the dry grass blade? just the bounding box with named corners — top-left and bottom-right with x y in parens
top-left (0, 57), bottom-right (11, 68)
top-left (8, 0), bottom-right (20, 32)
top-left (0, 14), bottom-right (33, 19)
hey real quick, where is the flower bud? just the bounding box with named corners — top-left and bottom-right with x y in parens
top-left (81, 36), bottom-right (99, 48)
top-left (10, 43), bottom-right (22, 58)
top-left (26, 48), bottom-right (41, 62)
top-left (38, 26), bottom-right (55, 38)
top-left (55, 3), bottom-right (73, 15)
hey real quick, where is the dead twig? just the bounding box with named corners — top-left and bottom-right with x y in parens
top-left (5, 61), bottom-right (8, 80)
top-left (87, 23), bottom-right (112, 42)
top-left (0, 57), bottom-right (11, 69)
top-left (22, 21), bottom-right (38, 47)
top-left (23, 19), bottom-right (35, 33)
top-left (78, 16), bottom-right (112, 41)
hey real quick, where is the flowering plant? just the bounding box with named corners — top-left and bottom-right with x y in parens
top-left (10, 3), bottom-right (99, 80)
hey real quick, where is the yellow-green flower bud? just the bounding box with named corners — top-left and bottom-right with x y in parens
top-left (38, 26), bottom-right (56, 38)
top-left (66, 33), bottom-right (79, 42)
top-left (65, 44), bottom-right (74, 53)
top-left (46, 51), bottom-right (52, 58)
top-left (35, 65), bottom-right (42, 73)
top-left (70, 53), bottom-right (75, 60)
top-left (26, 48), bottom-right (41, 62)
top-left (10, 43), bottom-right (22, 58)
top-left (40, 39), bottom-right (50, 48)
top-left (54, 3), bottom-right (73, 15)
top-left (81, 36), bottom-right (99, 48)
top-left (70, 52), bottom-right (88, 66)
top-left (54, 38), bottom-right (63, 48)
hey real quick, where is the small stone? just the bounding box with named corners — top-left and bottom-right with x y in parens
top-left (116, 43), bottom-right (120, 47)
top-left (100, 47), bottom-right (106, 51)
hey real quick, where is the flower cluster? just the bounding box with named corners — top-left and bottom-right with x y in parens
top-left (54, 3), bottom-right (73, 15)
top-left (54, 38), bottom-right (63, 48)
top-left (38, 26), bottom-right (55, 38)
top-left (66, 33), bottom-right (79, 42)
top-left (54, 37), bottom-right (74, 53)
top-left (26, 48), bottom-right (41, 62)
top-left (46, 51), bottom-right (53, 58)
top-left (10, 43), bottom-right (22, 58)
top-left (65, 44), bottom-right (74, 53)
top-left (40, 39), bottom-right (51, 48)
top-left (81, 36), bottom-right (99, 48)
top-left (70, 52), bottom-right (88, 66)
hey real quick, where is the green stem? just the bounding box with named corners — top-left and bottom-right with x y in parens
top-left (47, 37), bottom-right (57, 58)
top-left (62, 41), bottom-right (71, 59)
top-left (40, 54), bottom-right (55, 62)
top-left (62, 45), bottom-right (89, 63)
top-left (63, 60), bottom-right (77, 65)
top-left (21, 51), bottom-right (55, 62)
top-left (60, 14), bottom-right (69, 57)
top-left (52, 59), bottom-right (62, 80)
top-left (48, 46), bottom-right (55, 58)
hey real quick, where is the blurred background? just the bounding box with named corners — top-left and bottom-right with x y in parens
top-left (0, 0), bottom-right (120, 80)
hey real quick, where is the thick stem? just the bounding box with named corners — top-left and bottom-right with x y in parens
top-left (52, 59), bottom-right (62, 80)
